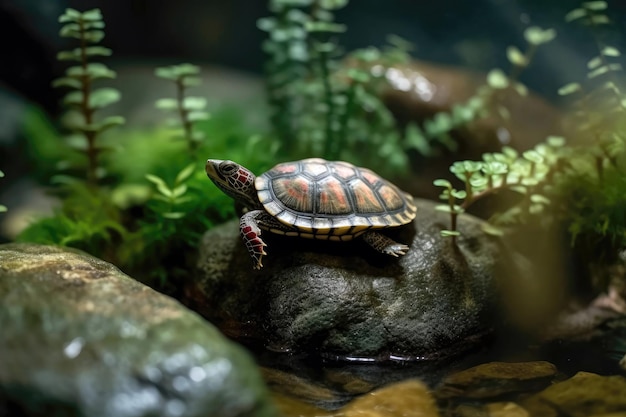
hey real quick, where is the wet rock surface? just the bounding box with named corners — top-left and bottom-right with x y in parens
top-left (190, 198), bottom-right (500, 360)
top-left (0, 243), bottom-right (275, 417)
top-left (437, 361), bottom-right (557, 400)
top-left (521, 371), bottom-right (626, 417)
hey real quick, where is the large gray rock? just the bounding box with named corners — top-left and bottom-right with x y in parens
top-left (190, 198), bottom-right (499, 360)
top-left (0, 243), bottom-right (276, 417)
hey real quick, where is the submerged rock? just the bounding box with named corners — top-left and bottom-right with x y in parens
top-left (341, 379), bottom-right (440, 417)
top-left (190, 198), bottom-right (500, 360)
top-left (521, 371), bottom-right (626, 417)
top-left (0, 243), bottom-right (275, 417)
top-left (436, 361), bottom-right (557, 400)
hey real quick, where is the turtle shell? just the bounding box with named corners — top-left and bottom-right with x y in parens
top-left (255, 158), bottom-right (417, 237)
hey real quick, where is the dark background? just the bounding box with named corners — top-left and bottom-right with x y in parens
top-left (2, 0), bottom-right (626, 115)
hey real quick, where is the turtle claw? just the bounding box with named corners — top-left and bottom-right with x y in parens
top-left (363, 231), bottom-right (411, 258)
top-left (384, 244), bottom-right (409, 257)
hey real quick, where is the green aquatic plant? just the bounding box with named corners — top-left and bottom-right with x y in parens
top-left (434, 136), bottom-right (566, 240)
top-left (551, 0), bottom-right (626, 272)
top-left (53, 8), bottom-right (125, 187)
top-left (258, 0), bottom-right (412, 173)
top-left (155, 64), bottom-right (210, 156)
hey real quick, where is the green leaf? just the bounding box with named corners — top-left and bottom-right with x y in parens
top-left (288, 41), bottom-right (309, 61)
top-left (481, 223), bottom-right (504, 236)
top-left (52, 76), bottom-right (82, 89)
top-left (67, 63), bottom-right (116, 80)
top-left (83, 21), bottom-right (105, 30)
top-left (187, 111), bottom-right (210, 122)
top-left (147, 175), bottom-right (174, 198)
top-left (530, 194), bottom-right (550, 205)
top-left (182, 97), bottom-right (207, 111)
top-left (587, 56), bottom-right (602, 70)
top-left (514, 82), bottom-right (528, 97)
top-left (81, 9), bottom-right (103, 21)
top-left (256, 17), bottom-right (276, 32)
top-left (319, 0), bottom-right (349, 10)
top-left (346, 68), bottom-right (370, 83)
top-left (85, 46), bottom-right (112, 57)
top-left (306, 21), bottom-right (346, 33)
top-left (565, 8), bottom-right (587, 22)
top-left (63, 90), bottom-right (84, 106)
top-left (155, 67), bottom-right (177, 80)
top-left (558, 82), bottom-right (582, 96)
top-left (74, 116), bottom-right (124, 133)
top-left (59, 24), bottom-right (80, 39)
top-left (0, 205), bottom-right (6, 213)
top-left (506, 46), bottom-right (527, 67)
top-left (440, 230), bottom-right (461, 237)
top-left (57, 50), bottom-right (81, 61)
top-left (405, 123), bottom-right (432, 156)
top-left (83, 30), bottom-right (105, 43)
top-left (155, 98), bottom-right (178, 110)
top-left (433, 179), bottom-right (452, 188)
top-left (524, 26), bottom-right (556, 46)
top-left (163, 212), bottom-right (186, 220)
top-left (583, 1), bottom-right (608, 11)
top-left (451, 190), bottom-right (467, 199)
top-left (171, 184), bottom-right (188, 198)
top-left (176, 164), bottom-right (196, 184)
top-left (590, 14), bottom-right (610, 24)
top-left (588, 63), bottom-right (622, 79)
top-left (601, 46), bottom-right (620, 57)
top-left (523, 150), bottom-right (543, 164)
top-left (547, 136), bottom-right (566, 147)
top-left (486, 69), bottom-right (509, 89)
top-left (89, 88), bottom-right (121, 109)
top-left (59, 8), bottom-right (81, 22)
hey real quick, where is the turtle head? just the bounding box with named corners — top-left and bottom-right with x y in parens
top-left (205, 159), bottom-right (260, 210)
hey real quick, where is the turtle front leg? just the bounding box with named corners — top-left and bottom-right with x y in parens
top-left (361, 231), bottom-right (410, 257)
top-left (240, 210), bottom-right (294, 269)
top-left (240, 210), bottom-right (269, 269)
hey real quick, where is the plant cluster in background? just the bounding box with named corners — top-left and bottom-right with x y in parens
top-left (155, 64), bottom-right (210, 157)
top-left (17, 8), bottom-right (265, 290)
top-left (433, 1), bottom-right (626, 295)
top-left (53, 8), bottom-right (124, 187)
top-left (434, 136), bottom-right (565, 240)
top-left (258, 0), bottom-right (417, 174)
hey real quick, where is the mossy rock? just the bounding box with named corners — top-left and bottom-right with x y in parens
top-left (0, 243), bottom-right (276, 417)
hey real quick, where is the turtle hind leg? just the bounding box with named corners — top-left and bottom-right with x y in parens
top-left (361, 231), bottom-right (410, 257)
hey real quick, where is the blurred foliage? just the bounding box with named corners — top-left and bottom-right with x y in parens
top-left (259, 0), bottom-right (419, 175)
top-left (154, 63), bottom-right (211, 156)
top-left (53, 8), bottom-right (125, 187)
top-left (434, 1), bottom-right (626, 296)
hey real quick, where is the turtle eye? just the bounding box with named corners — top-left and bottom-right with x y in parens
top-left (220, 161), bottom-right (238, 175)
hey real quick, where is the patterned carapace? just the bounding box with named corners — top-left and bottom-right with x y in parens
top-left (205, 158), bottom-right (417, 269)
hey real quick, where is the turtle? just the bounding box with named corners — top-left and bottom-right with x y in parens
top-left (205, 158), bottom-right (417, 269)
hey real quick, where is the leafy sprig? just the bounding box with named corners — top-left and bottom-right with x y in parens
top-left (434, 136), bottom-right (567, 240)
top-left (258, 0), bottom-right (413, 173)
top-left (155, 64), bottom-right (210, 156)
top-left (145, 164), bottom-right (196, 220)
top-left (53, 8), bottom-right (125, 187)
